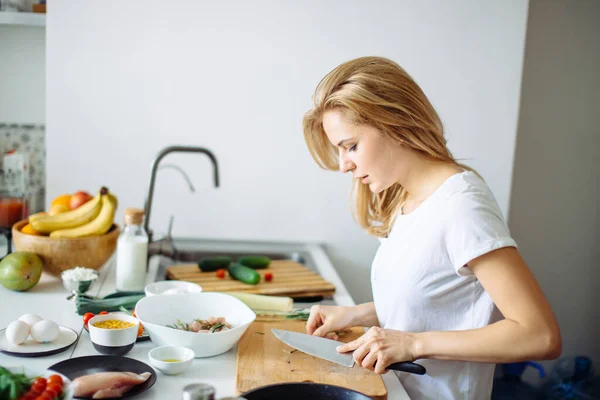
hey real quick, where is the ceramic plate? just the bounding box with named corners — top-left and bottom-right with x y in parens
top-left (0, 326), bottom-right (79, 357)
top-left (49, 355), bottom-right (156, 399)
top-left (3, 366), bottom-right (75, 399)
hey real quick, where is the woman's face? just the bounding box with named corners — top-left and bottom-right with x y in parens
top-left (322, 109), bottom-right (408, 194)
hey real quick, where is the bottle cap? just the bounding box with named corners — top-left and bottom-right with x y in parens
top-left (124, 208), bottom-right (144, 226)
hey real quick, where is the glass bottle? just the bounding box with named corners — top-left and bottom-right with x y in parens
top-left (115, 208), bottom-right (148, 291)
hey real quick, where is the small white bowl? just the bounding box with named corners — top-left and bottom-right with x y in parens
top-left (148, 345), bottom-right (195, 375)
top-left (144, 280), bottom-right (202, 297)
top-left (88, 313), bottom-right (139, 356)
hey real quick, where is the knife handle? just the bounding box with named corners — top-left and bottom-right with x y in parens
top-left (387, 361), bottom-right (426, 375)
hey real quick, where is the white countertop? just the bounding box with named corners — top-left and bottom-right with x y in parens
top-left (0, 240), bottom-right (409, 399)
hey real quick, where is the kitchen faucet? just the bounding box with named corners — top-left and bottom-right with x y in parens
top-left (144, 146), bottom-right (220, 258)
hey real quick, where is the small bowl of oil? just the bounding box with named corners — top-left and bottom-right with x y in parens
top-left (148, 345), bottom-right (195, 375)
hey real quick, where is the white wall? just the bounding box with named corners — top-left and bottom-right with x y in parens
top-left (509, 0), bottom-right (600, 376)
top-left (0, 25), bottom-right (45, 123)
top-left (46, 0), bottom-right (528, 303)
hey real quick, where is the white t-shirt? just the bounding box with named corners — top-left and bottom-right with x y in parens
top-left (371, 171), bottom-right (517, 400)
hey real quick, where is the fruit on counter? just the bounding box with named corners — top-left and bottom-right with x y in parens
top-left (51, 193), bottom-right (72, 208)
top-left (5, 320), bottom-right (30, 345)
top-left (70, 190), bottom-right (93, 210)
top-left (228, 262), bottom-right (261, 285)
top-left (222, 292), bottom-right (293, 312)
top-left (50, 191), bottom-right (117, 238)
top-left (264, 272), bottom-right (273, 282)
top-left (26, 211), bottom-right (47, 223)
top-left (0, 252), bottom-right (43, 291)
top-left (19, 223), bottom-right (43, 236)
top-left (30, 187), bottom-right (118, 237)
top-left (31, 189), bottom-right (103, 233)
top-left (48, 203), bottom-right (70, 216)
top-left (237, 255), bottom-right (271, 269)
top-left (30, 320), bottom-right (60, 343)
top-left (198, 256), bottom-right (232, 272)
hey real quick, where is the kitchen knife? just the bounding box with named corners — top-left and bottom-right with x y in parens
top-left (272, 328), bottom-right (426, 375)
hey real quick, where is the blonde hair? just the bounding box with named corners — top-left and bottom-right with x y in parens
top-left (303, 56), bottom-right (473, 237)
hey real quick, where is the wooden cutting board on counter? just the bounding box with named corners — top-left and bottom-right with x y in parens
top-left (166, 260), bottom-right (336, 298)
top-left (235, 320), bottom-right (387, 399)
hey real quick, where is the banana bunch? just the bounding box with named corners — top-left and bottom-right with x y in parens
top-left (31, 187), bottom-right (118, 238)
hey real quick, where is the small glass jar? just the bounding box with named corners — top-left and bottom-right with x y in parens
top-left (115, 208), bottom-right (148, 292)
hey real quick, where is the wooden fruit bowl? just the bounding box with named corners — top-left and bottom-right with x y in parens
top-left (12, 219), bottom-right (120, 277)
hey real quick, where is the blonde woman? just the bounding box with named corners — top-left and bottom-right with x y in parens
top-left (303, 57), bottom-right (561, 400)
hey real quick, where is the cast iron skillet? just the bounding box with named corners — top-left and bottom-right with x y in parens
top-left (242, 382), bottom-right (372, 400)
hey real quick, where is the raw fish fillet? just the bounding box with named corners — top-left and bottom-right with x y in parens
top-left (72, 371), bottom-right (152, 398)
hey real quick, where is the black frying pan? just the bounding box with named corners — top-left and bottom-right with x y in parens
top-left (242, 382), bottom-right (372, 400)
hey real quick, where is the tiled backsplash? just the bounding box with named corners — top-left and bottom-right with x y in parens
top-left (0, 123), bottom-right (46, 214)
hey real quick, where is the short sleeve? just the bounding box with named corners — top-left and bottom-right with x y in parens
top-left (445, 187), bottom-right (517, 277)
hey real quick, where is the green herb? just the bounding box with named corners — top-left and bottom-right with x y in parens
top-left (0, 366), bottom-right (34, 400)
top-left (210, 323), bottom-right (225, 333)
top-left (75, 293), bottom-right (145, 315)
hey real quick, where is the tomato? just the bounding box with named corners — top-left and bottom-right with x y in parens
top-left (47, 375), bottom-right (63, 388)
top-left (34, 393), bottom-right (53, 400)
top-left (264, 272), bottom-right (273, 282)
top-left (42, 387), bottom-right (58, 398)
top-left (18, 393), bottom-right (36, 400)
top-left (83, 312), bottom-right (94, 327)
top-left (98, 311), bottom-right (109, 315)
top-left (31, 382), bottom-right (45, 394)
top-left (46, 383), bottom-right (62, 395)
top-left (137, 323), bottom-right (144, 337)
top-left (216, 269), bottom-right (226, 279)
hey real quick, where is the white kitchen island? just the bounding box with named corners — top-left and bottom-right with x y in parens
top-left (0, 240), bottom-right (409, 399)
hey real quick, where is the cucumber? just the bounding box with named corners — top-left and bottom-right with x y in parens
top-left (237, 255), bottom-right (271, 269)
top-left (228, 262), bottom-right (261, 285)
top-left (198, 256), bottom-right (232, 272)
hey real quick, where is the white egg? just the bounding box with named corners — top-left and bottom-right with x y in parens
top-left (30, 320), bottom-right (60, 343)
top-left (18, 313), bottom-right (42, 329)
top-left (6, 320), bottom-right (30, 345)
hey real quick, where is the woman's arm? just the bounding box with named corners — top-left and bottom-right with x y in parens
top-left (414, 247), bottom-right (562, 362)
top-left (337, 247), bottom-right (561, 374)
top-left (351, 302), bottom-right (380, 327)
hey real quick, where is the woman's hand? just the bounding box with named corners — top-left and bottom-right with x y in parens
top-left (306, 305), bottom-right (357, 339)
top-left (336, 326), bottom-right (418, 375)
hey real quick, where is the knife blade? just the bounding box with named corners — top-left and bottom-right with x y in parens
top-left (272, 329), bottom-right (426, 375)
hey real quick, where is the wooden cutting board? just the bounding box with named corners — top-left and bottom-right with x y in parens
top-left (235, 320), bottom-right (387, 399)
top-left (166, 260), bottom-right (336, 298)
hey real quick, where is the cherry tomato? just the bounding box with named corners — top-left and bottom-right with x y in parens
top-left (42, 387), bottom-right (58, 398)
top-left (47, 375), bottom-right (63, 388)
top-left (34, 393), bottom-right (53, 400)
top-left (31, 382), bottom-right (45, 394)
top-left (46, 383), bottom-right (62, 395)
top-left (216, 269), bottom-right (226, 279)
top-left (264, 272), bottom-right (273, 282)
top-left (83, 312), bottom-right (94, 327)
top-left (18, 393), bottom-right (36, 400)
top-left (98, 311), bottom-right (109, 315)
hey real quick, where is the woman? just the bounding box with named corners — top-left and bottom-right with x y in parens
top-left (302, 56), bottom-right (561, 399)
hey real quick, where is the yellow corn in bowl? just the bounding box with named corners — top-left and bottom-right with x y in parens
top-left (88, 313), bottom-right (139, 356)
